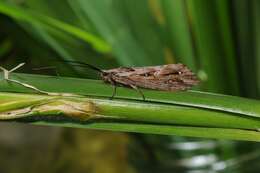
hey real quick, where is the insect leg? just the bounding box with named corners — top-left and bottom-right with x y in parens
top-left (32, 66), bottom-right (60, 77)
top-left (130, 85), bottom-right (145, 101)
top-left (109, 84), bottom-right (117, 100)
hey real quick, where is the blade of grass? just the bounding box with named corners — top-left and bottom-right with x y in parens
top-left (186, 0), bottom-right (229, 93)
top-left (2, 91), bottom-right (260, 129)
top-left (252, 0), bottom-right (260, 96)
top-left (1, 73), bottom-right (259, 117)
top-left (1, 91), bottom-right (260, 142)
top-left (1, 73), bottom-right (260, 141)
top-left (0, 1), bottom-right (110, 53)
top-left (0, 1), bottom-right (115, 76)
top-left (117, 0), bottom-right (165, 64)
top-left (215, 0), bottom-right (240, 95)
top-left (232, 0), bottom-right (257, 97)
top-left (67, 0), bottom-right (97, 33)
top-left (160, 0), bottom-right (197, 71)
top-left (75, 0), bottom-right (160, 66)
top-left (1, 72), bottom-right (260, 119)
top-left (38, 122), bottom-right (260, 142)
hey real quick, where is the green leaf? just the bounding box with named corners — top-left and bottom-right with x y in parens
top-left (0, 1), bottom-right (111, 53)
top-left (232, 0), bottom-right (257, 97)
top-left (160, 0), bottom-right (197, 70)
top-left (252, 0), bottom-right (260, 95)
top-left (186, 0), bottom-right (238, 94)
top-left (75, 0), bottom-right (162, 66)
top-left (118, 0), bottom-right (165, 64)
top-left (37, 121), bottom-right (260, 142)
top-left (215, 0), bottom-right (240, 95)
top-left (1, 73), bottom-right (260, 141)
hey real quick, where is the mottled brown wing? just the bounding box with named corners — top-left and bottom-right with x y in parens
top-left (108, 64), bottom-right (199, 91)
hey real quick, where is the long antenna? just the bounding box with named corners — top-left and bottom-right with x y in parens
top-left (62, 60), bottom-right (104, 73)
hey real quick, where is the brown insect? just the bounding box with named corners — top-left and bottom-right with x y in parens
top-left (66, 61), bottom-right (199, 100)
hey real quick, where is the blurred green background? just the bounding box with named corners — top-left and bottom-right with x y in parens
top-left (1, 0), bottom-right (260, 172)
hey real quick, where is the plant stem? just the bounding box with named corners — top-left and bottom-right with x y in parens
top-left (1, 73), bottom-right (260, 141)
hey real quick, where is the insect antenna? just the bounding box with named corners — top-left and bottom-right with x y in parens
top-left (32, 66), bottom-right (60, 76)
top-left (61, 60), bottom-right (104, 73)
